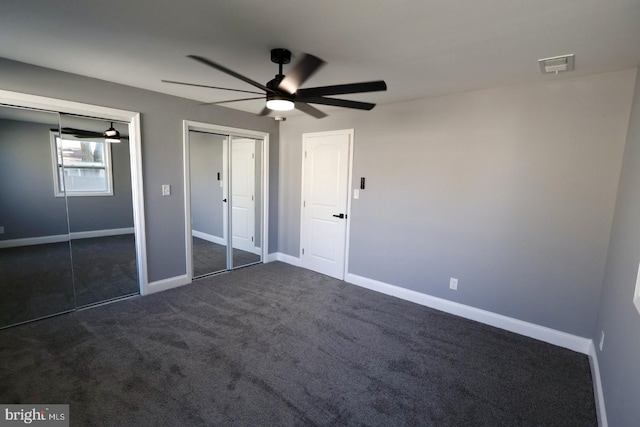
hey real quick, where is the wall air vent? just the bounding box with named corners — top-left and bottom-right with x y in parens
top-left (538, 54), bottom-right (574, 74)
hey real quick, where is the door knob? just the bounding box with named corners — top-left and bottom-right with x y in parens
top-left (223, 198), bottom-right (227, 202)
top-left (332, 213), bottom-right (345, 219)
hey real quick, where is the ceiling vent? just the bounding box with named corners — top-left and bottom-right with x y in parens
top-left (538, 54), bottom-right (574, 74)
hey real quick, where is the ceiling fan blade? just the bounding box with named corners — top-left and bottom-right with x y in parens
top-left (60, 127), bottom-right (102, 137)
top-left (200, 96), bottom-right (265, 106)
top-left (294, 102), bottom-right (328, 119)
top-left (258, 107), bottom-right (271, 116)
top-left (70, 135), bottom-right (130, 140)
top-left (188, 55), bottom-right (275, 94)
top-left (162, 80), bottom-right (263, 95)
top-left (296, 80), bottom-right (387, 98)
top-left (300, 96), bottom-right (376, 111)
top-left (278, 54), bottom-right (326, 95)
top-left (56, 127), bottom-right (129, 140)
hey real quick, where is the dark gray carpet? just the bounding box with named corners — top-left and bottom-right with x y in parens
top-left (0, 242), bottom-right (75, 327)
top-left (192, 237), bottom-right (260, 277)
top-left (0, 235), bottom-right (138, 328)
top-left (0, 262), bottom-right (596, 426)
top-left (70, 235), bottom-right (138, 307)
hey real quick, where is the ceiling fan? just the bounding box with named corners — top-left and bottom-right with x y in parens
top-left (53, 123), bottom-right (127, 143)
top-left (163, 48), bottom-right (387, 119)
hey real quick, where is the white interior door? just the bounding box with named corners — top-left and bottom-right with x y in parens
top-left (301, 130), bottom-right (352, 279)
top-left (231, 138), bottom-right (255, 253)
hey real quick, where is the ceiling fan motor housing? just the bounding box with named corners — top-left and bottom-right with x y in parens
top-left (270, 48), bottom-right (291, 65)
top-left (266, 75), bottom-right (293, 101)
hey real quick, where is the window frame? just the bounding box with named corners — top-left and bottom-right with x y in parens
top-left (50, 131), bottom-right (114, 197)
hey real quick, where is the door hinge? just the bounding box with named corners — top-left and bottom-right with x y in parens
top-left (251, 236), bottom-right (254, 242)
top-left (304, 151), bottom-right (307, 158)
top-left (303, 201), bottom-right (306, 207)
top-left (252, 153), bottom-right (255, 159)
top-left (302, 248), bottom-right (305, 255)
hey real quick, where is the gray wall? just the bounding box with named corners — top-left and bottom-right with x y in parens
top-left (0, 117), bottom-right (135, 238)
top-left (0, 57), bottom-right (279, 282)
top-left (279, 69), bottom-right (636, 337)
top-left (0, 117), bottom-right (68, 239)
top-left (190, 131), bottom-right (225, 238)
top-left (594, 70), bottom-right (640, 426)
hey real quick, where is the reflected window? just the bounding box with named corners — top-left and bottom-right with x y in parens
top-left (50, 133), bottom-right (113, 196)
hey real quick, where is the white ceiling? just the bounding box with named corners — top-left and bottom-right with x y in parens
top-left (1, 0), bottom-right (639, 118)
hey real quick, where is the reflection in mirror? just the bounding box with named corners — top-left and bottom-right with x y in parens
top-left (189, 131), bottom-right (228, 277)
top-left (0, 105), bottom-right (74, 328)
top-left (59, 114), bottom-right (138, 307)
top-left (231, 137), bottom-right (262, 269)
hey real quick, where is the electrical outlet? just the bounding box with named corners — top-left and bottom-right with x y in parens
top-left (449, 277), bottom-right (458, 290)
top-left (599, 331), bottom-right (605, 351)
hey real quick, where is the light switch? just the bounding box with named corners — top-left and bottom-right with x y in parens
top-left (162, 185), bottom-right (171, 196)
top-left (353, 189), bottom-right (360, 199)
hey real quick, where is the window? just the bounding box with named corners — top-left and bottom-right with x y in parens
top-left (50, 133), bottom-right (113, 196)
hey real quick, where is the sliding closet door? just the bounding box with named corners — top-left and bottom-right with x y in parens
top-left (59, 114), bottom-right (138, 307)
top-left (230, 136), bottom-right (262, 269)
top-left (186, 127), bottom-right (266, 277)
top-left (0, 106), bottom-right (75, 328)
top-left (189, 131), bottom-right (229, 277)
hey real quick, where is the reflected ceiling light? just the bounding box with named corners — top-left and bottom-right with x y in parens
top-left (103, 122), bottom-right (121, 143)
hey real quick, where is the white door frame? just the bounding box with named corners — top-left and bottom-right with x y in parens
top-left (0, 89), bottom-right (148, 294)
top-left (299, 129), bottom-right (354, 280)
top-left (183, 120), bottom-right (269, 281)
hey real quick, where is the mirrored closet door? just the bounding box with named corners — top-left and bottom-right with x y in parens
top-left (59, 114), bottom-right (138, 307)
top-left (0, 105), bottom-right (141, 329)
top-left (0, 106), bottom-right (75, 327)
top-left (189, 131), bottom-right (229, 276)
top-left (187, 127), bottom-right (266, 279)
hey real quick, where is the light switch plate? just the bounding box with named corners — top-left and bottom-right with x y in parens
top-left (353, 189), bottom-right (360, 199)
top-left (162, 185), bottom-right (171, 196)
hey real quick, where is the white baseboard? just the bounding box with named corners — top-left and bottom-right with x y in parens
top-left (144, 274), bottom-right (190, 295)
top-left (346, 272), bottom-right (591, 354)
top-left (193, 230), bottom-right (262, 255)
top-left (192, 230), bottom-right (225, 246)
top-left (268, 252), bottom-right (302, 266)
top-left (0, 228), bottom-right (134, 249)
top-left (70, 227), bottom-right (134, 240)
top-left (588, 341), bottom-right (608, 427)
top-left (0, 234), bottom-right (68, 249)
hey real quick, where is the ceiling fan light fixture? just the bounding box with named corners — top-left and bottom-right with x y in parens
top-left (103, 122), bottom-right (121, 143)
top-left (176, 48), bottom-right (386, 119)
top-left (266, 98), bottom-right (295, 111)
